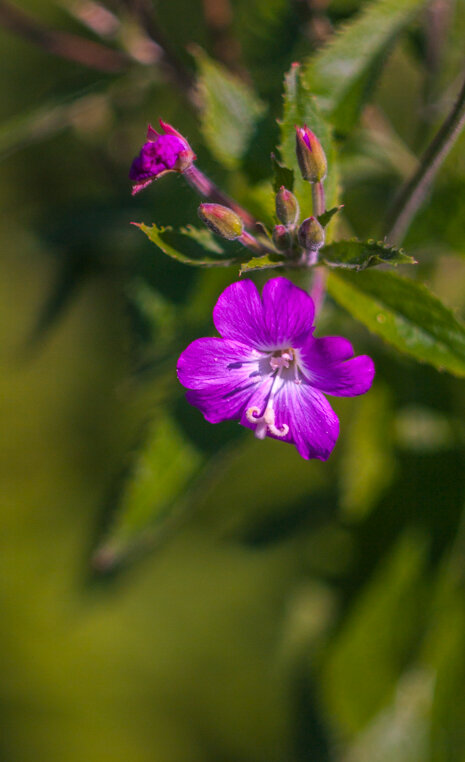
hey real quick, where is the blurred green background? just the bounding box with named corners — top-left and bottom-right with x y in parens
top-left (2, 0), bottom-right (465, 760)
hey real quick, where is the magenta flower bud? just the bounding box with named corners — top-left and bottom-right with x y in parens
top-left (298, 216), bottom-right (325, 251)
top-left (275, 186), bottom-right (300, 226)
top-left (198, 203), bottom-right (244, 240)
top-left (272, 224), bottom-right (292, 251)
top-left (129, 120), bottom-right (196, 195)
top-left (295, 125), bottom-right (327, 183)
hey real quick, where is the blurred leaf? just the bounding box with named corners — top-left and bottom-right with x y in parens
top-left (279, 63), bottom-right (339, 219)
top-left (318, 205), bottom-right (343, 228)
top-left (339, 385), bottom-right (396, 521)
top-left (320, 239), bottom-right (415, 270)
top-left (95, 414), bottom-right (203, 568)
top-left (271, 152), bottom-right (294, 193)
top-left (323, 532), bottom-right (427, 735)
top-left (239, 253), bottom-right (286, 274)
top-left (136, 223), bottom-right (244, 267)
top-left (193, 47), bottom-right (266, 168)
top-left (328, 270), bottom-right (465, 377)
top-left (304, 0), bottom-right (429, 134)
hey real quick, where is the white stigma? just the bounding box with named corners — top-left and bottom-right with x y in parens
top-left (246, 403), bottom-right (289, 439)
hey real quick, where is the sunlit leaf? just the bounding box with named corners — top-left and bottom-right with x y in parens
top-left (304, 0), bottom-right (429, 134)
top-left (320, 239), bottom-right (415, 270)
top-left (328, 270), bottom-right (465, 377)
top-left (136, 223), bottom-right (244, 267)
top-left (193, 47), bottom-right (266, 168)
top-left (239, 253), bottom-right (286, 274)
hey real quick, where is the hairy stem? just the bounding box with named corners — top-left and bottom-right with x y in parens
top-left (184, 165), bottom-right (258, 229)
top-left (385, 70), bottom-right (465, 245)
top-left (311, 181), bottom-right (325, 218)
top-left (310, 181), bottom-right (327, 314)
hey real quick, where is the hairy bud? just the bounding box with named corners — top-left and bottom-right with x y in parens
top-left (298, 216), bottom-right (325, 251)
top-left (275, 186), bottom-right (299, 226)
top-left (295, 125), bottom-right (327, 183)
top-left (198, 204), bottom-right (243, 240)
top-left (272, 224), bottom-right (292, 251)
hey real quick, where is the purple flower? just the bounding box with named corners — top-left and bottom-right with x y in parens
top-left (177, 277), bottom-right (375, 460)
top-left (129, 120), bottom-right (196, 195)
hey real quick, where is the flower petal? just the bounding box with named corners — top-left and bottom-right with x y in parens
top-left (177, 337), bottom-right (265, 423)
top-left (240, 379), bottom-right (339, 460)
top-left (262, 277), bottom-right (315, 347)
top-left (213, 280), bottom-right (268, 348)
top-left (299, 336), bottom-right (375, 397)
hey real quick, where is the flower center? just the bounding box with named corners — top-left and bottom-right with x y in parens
top-left (245, 348), bottom-right (302, 440)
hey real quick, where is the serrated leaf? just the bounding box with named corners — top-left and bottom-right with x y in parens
top-left (95, 414), bottom-right (203, 568)
top-left (193, 47), bottom-right (266, 168)
top-left (318, 205), bottom-right (343, 228)
top-left (279, 63), bottom-right (339, 218)
top-left (304, 0), bottom-right (429, 134)
top-left (136, 223), bottom-right (244, 267)
top-left (240, 253), bottom-right (286, 274)
top-left (328, 270), bottom-right (465, 377)
top-left (320, 239), bottom-right (415, 270)
top-left (271, 152), bottom-right (294, 193)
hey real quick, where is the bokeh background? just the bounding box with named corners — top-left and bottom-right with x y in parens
top-left (2, 0), bottom-right (465, 760)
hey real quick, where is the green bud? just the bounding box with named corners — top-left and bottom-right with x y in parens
top-left (298, 216), bottom-right (325, 251)
top-left (272, 224), bottom-right (292, 251)
top-left (275, 186), bottom-right (299, 226)
top-left (198, 203), bottom-right (243, 240)
top-left (295, 125), bottom-right (327, 183)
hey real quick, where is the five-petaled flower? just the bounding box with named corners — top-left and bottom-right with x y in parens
top-left (177, 277), bottom-right (375, 460)
top-left (129, 120), bottom-right (196, 195)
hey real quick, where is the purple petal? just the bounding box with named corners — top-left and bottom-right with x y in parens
top-left (240, 379), bottom-right (339, 460)
top-left (177, 337), bottom-right (264, 423)
top-left (213, 280), bottom-right (269, 348)
top-left (299, 336), bottom-right (375, 397)
top-left (262, 277), bottom-right (315, 347)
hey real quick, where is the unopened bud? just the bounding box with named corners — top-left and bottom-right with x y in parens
top-left (275, 186), bottom-right (299, 226)
top-left (298, 216), bottom-right (325, 251)
top-left (198, 203), bottom-right (243, 240)
top-left (295, 125), bottom-right (327, 183)
top-left (272, 224), bottom-right (292, 251)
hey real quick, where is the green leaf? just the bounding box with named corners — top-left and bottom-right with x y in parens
top-left (94, 414), bottom-right (203, 568)
top-left (279, 63), bottom-right (339, 217)
top-left (318, 205), bottom-right (343, 228)
top-left (271, 152), bottom-right (294, 193)
top-left (328, 270), bottom-right (465, 377)
top-left (136, 223), bottom-right (244, 267)
top-left (304, 0), bottom-right (429, 134)
top-left (239, 253), bottom-right (286, 275)
top-left (320, 239), bottom-right (415, 270)
top-left (193, 47), bottom-right (266, 169)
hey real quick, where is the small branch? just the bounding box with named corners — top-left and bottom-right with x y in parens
top-left (0, 0), bottom-right (129, 72)
top-left (184, 165), bottom-right (258, 230)
top-left (385, 69), bottom-right (465, 245)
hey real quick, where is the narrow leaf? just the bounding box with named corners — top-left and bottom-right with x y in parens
top-left (240, 253), bottom-right (286, 274)
top-left (304, 0), bottom-right (429, 134)
top-left (193, 47), bottom-right (266, 168)
top-left (320, 239), bottom-right (415, 270)
top-left (136, 223), bottom-right (243, 267)
top-left (271, 152), bottom-right (294, 193)
top-left (318, 205), bottom-right (343, 228)
top-left (328, 270), bottom-right (465, 377)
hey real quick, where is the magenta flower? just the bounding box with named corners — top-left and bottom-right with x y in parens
top-left (177, 277), bottom-right (375, 460)
top-left (129, 120), bottom-right (196, 195)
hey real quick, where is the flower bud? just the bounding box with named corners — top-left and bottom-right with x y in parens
top-left (275, 186), bottom-right (299, 226)
top-left (272, 224), bottom-right (292, 251)
top-left (129, 120), bottom-right (196, 195)
top-left (295, 125), bottom-right (327, 183)
top-left (298, 216), bottom-right (325, 251)
top-left (198, 204), bottom-right (243, 240)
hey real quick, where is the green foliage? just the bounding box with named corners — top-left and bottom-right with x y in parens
top-left (304, 0), bottom-right (429, 134)
top-left (193, 47), bottom-right (266, 169)
top-left (137, 223), bottom-right (244, 267)
top-left (239, 253), bottom-right (286, 274)
top-left (328, 270), bottom-right (465, 376)
top-left (318, 205), bottom-right (343, 228)
top-left (271, 153), bottom-right (294, 193)
top-left (279, 63), bottom-right (339, 216)
top-left (320, 238), bottom-right (415, 270)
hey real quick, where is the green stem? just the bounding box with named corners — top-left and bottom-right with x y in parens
top-left (385, 70), bottom-right (465, 245)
